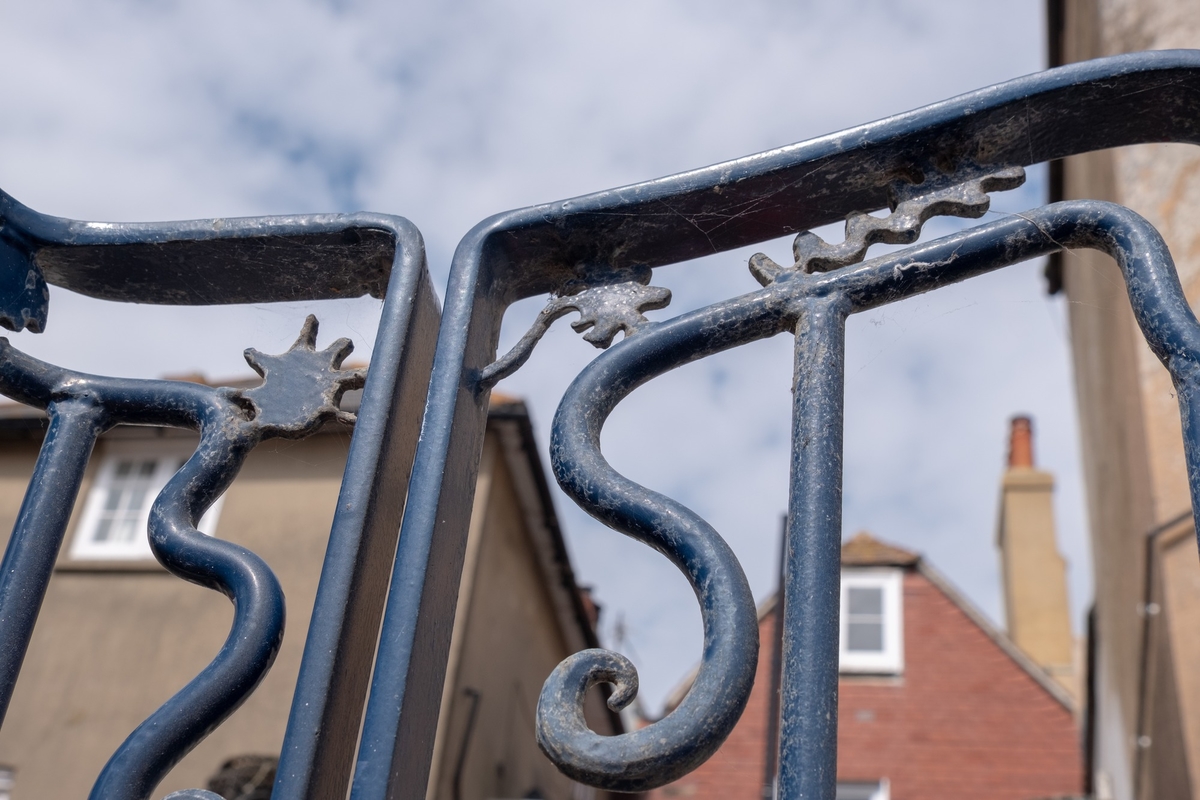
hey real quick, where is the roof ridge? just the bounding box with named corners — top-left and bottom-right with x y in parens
top-left (841, 530), bottom-right (920, 566)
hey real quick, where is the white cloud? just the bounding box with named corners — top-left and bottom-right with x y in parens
top-left (0, 0), bottom-right (1082, 716)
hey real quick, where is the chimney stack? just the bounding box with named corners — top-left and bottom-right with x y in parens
top-left (996, 415), bottom-right (1077, 701)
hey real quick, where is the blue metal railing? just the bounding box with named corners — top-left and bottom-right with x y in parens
top-left (1, 49), bottom-right (1200, 800)
top-left (0, 202), bottom-right (438, 799)
top-left (357, 50), bottom-right (1200, 800)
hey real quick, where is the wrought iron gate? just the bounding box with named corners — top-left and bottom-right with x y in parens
top-left (1, 49), bottom-right (1200, 800)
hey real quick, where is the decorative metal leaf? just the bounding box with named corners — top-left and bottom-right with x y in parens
top-left (480, 265), bottom-right (671, 388)
top-left (563, 280), bottom-right (673, 347)
top-left (239, 315), bottom-right (366, 436)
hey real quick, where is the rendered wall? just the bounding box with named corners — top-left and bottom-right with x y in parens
top-left (1055, 1), bottom-right (1200, 796)
top-left (0, 415), bottom-right (607, 800)
top-left (0, 427), bottom-right (348, 798)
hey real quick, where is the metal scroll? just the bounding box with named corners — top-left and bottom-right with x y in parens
top-left (5, 48), bottom-right (1200, 800)
top-left (354, 50), bottom-right (1200, 800)
top-left (0, 196), bottom-right (437, 798)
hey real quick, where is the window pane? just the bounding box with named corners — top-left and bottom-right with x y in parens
top-left (847, 621), bottom-right (883, 652)
top-left (111, 517), bottom-right (139, 544)
top-left (128, 487), bottom-right (150, 511)
top-left (848, 587), bottom-right (883, 615)
top-left (836, 783), bottom-right (883, 800)
top-left (74, 452), bottom-right (180, 560)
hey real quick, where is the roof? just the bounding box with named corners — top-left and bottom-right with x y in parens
top-left (841, 531), bottom-right (920, 567)
top-left (916, 558), bottom-right (1075, 711)
top-left (659, 531), bottom-right (1074, 718)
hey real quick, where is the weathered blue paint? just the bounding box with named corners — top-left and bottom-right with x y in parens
top-left (274, 219), bottom-right (439, 800)
top-left (357, 49), bottom-right (1200, 800)
top-left (0, 317), bottom-right (365, 799)
top-left (515, 193), bottom-right (1200, 800)
top-left (0, 199), bottom-right (435, 798)
top-left (3, 48), bottom-right (1200, 800)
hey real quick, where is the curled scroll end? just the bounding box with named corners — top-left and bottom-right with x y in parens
top-left (606, 665), bottom-right (638, 713)
top-left (536, 649), bottom-right (642, 786)
top-left (538, 648), bottom-right (638, 722)
top-left (538, 648), bottom-right (729, 792)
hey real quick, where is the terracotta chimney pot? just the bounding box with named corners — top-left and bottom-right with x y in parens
top-left (1008, 415), bottom-right (1034, 468)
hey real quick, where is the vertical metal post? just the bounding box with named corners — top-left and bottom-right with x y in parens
top-left (777, 296), bottom-right (847, 800)
top-left (350, 243), bottom-right (502, 800)
top-left (0, 400), bottom-right (104, 724)
top-left (275, 228), bottom-right (439, 800)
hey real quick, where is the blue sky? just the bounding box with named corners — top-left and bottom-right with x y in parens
top-left (0, 0), bottom-right (1085, 714)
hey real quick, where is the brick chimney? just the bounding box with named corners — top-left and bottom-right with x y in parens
top-left (996, 415), bottom-right (1077, 700)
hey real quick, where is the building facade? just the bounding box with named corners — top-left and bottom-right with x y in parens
top-left (647, 533), bottom-right (1083, 800)
top-left (0, 389), bottom-right (618, 799)
top-left (1049, 2), bottom-right (1200, 796)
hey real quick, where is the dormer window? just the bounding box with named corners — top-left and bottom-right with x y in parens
top-left (839, 568), bottom-right (903, 674)
top-left (69, 440), bottom-right (223, 561)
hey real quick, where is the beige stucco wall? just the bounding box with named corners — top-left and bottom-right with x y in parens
top-left (0, 426), bottom-right (349, 798)
top-left (1155, 520), bottom-right (1200, 796)
top-left (0, 415), bottom-right (608, 800)
top-left (1058, 1), bottom-right (1200, 797)
top-left (427, 429), bottom-right (617, 800)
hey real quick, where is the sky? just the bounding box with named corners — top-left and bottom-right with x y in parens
top-left (0, 0), bottom-right (1087, 715)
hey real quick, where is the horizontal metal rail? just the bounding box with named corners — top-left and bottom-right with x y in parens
top-left (0, 200), bottom-right (437, 798)
top-left (2, 47), bottom-right (1200, 800)
top-left (352, 50), bottom-right (1200, 800)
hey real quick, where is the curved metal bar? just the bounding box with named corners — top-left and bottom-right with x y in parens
top-left (0, 344), bottom-right (275, 800)
top-left (532, 198), bottom-right (1200, 791)
top-left (273, 221), bottom-right (440, 800)
top-left (356, 51), bottom-right (1200, 800)
top-left (539, 296), bottom-right (786, 790)
top-left (0, 398), bottom-right (106, 726)
top-left (0, 189), bottom-right (412, 310)
top-left (0, 315), bottom-right (364, 799)
top-left (1, 188), bottom-right (422, 331)
top-left (0, 165), bottom-right (437, 799)
top-left (90, 424), bottom-right (282, 800)
top-left (453, 50), bottom-right (1200, 303)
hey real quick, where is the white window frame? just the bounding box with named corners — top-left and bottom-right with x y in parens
top-left (835, 779), bottom-right (889, 800)
top-left (839, 568), bottom-right (903, 674)
top-left (69, 440), bottom-right (224, 561)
